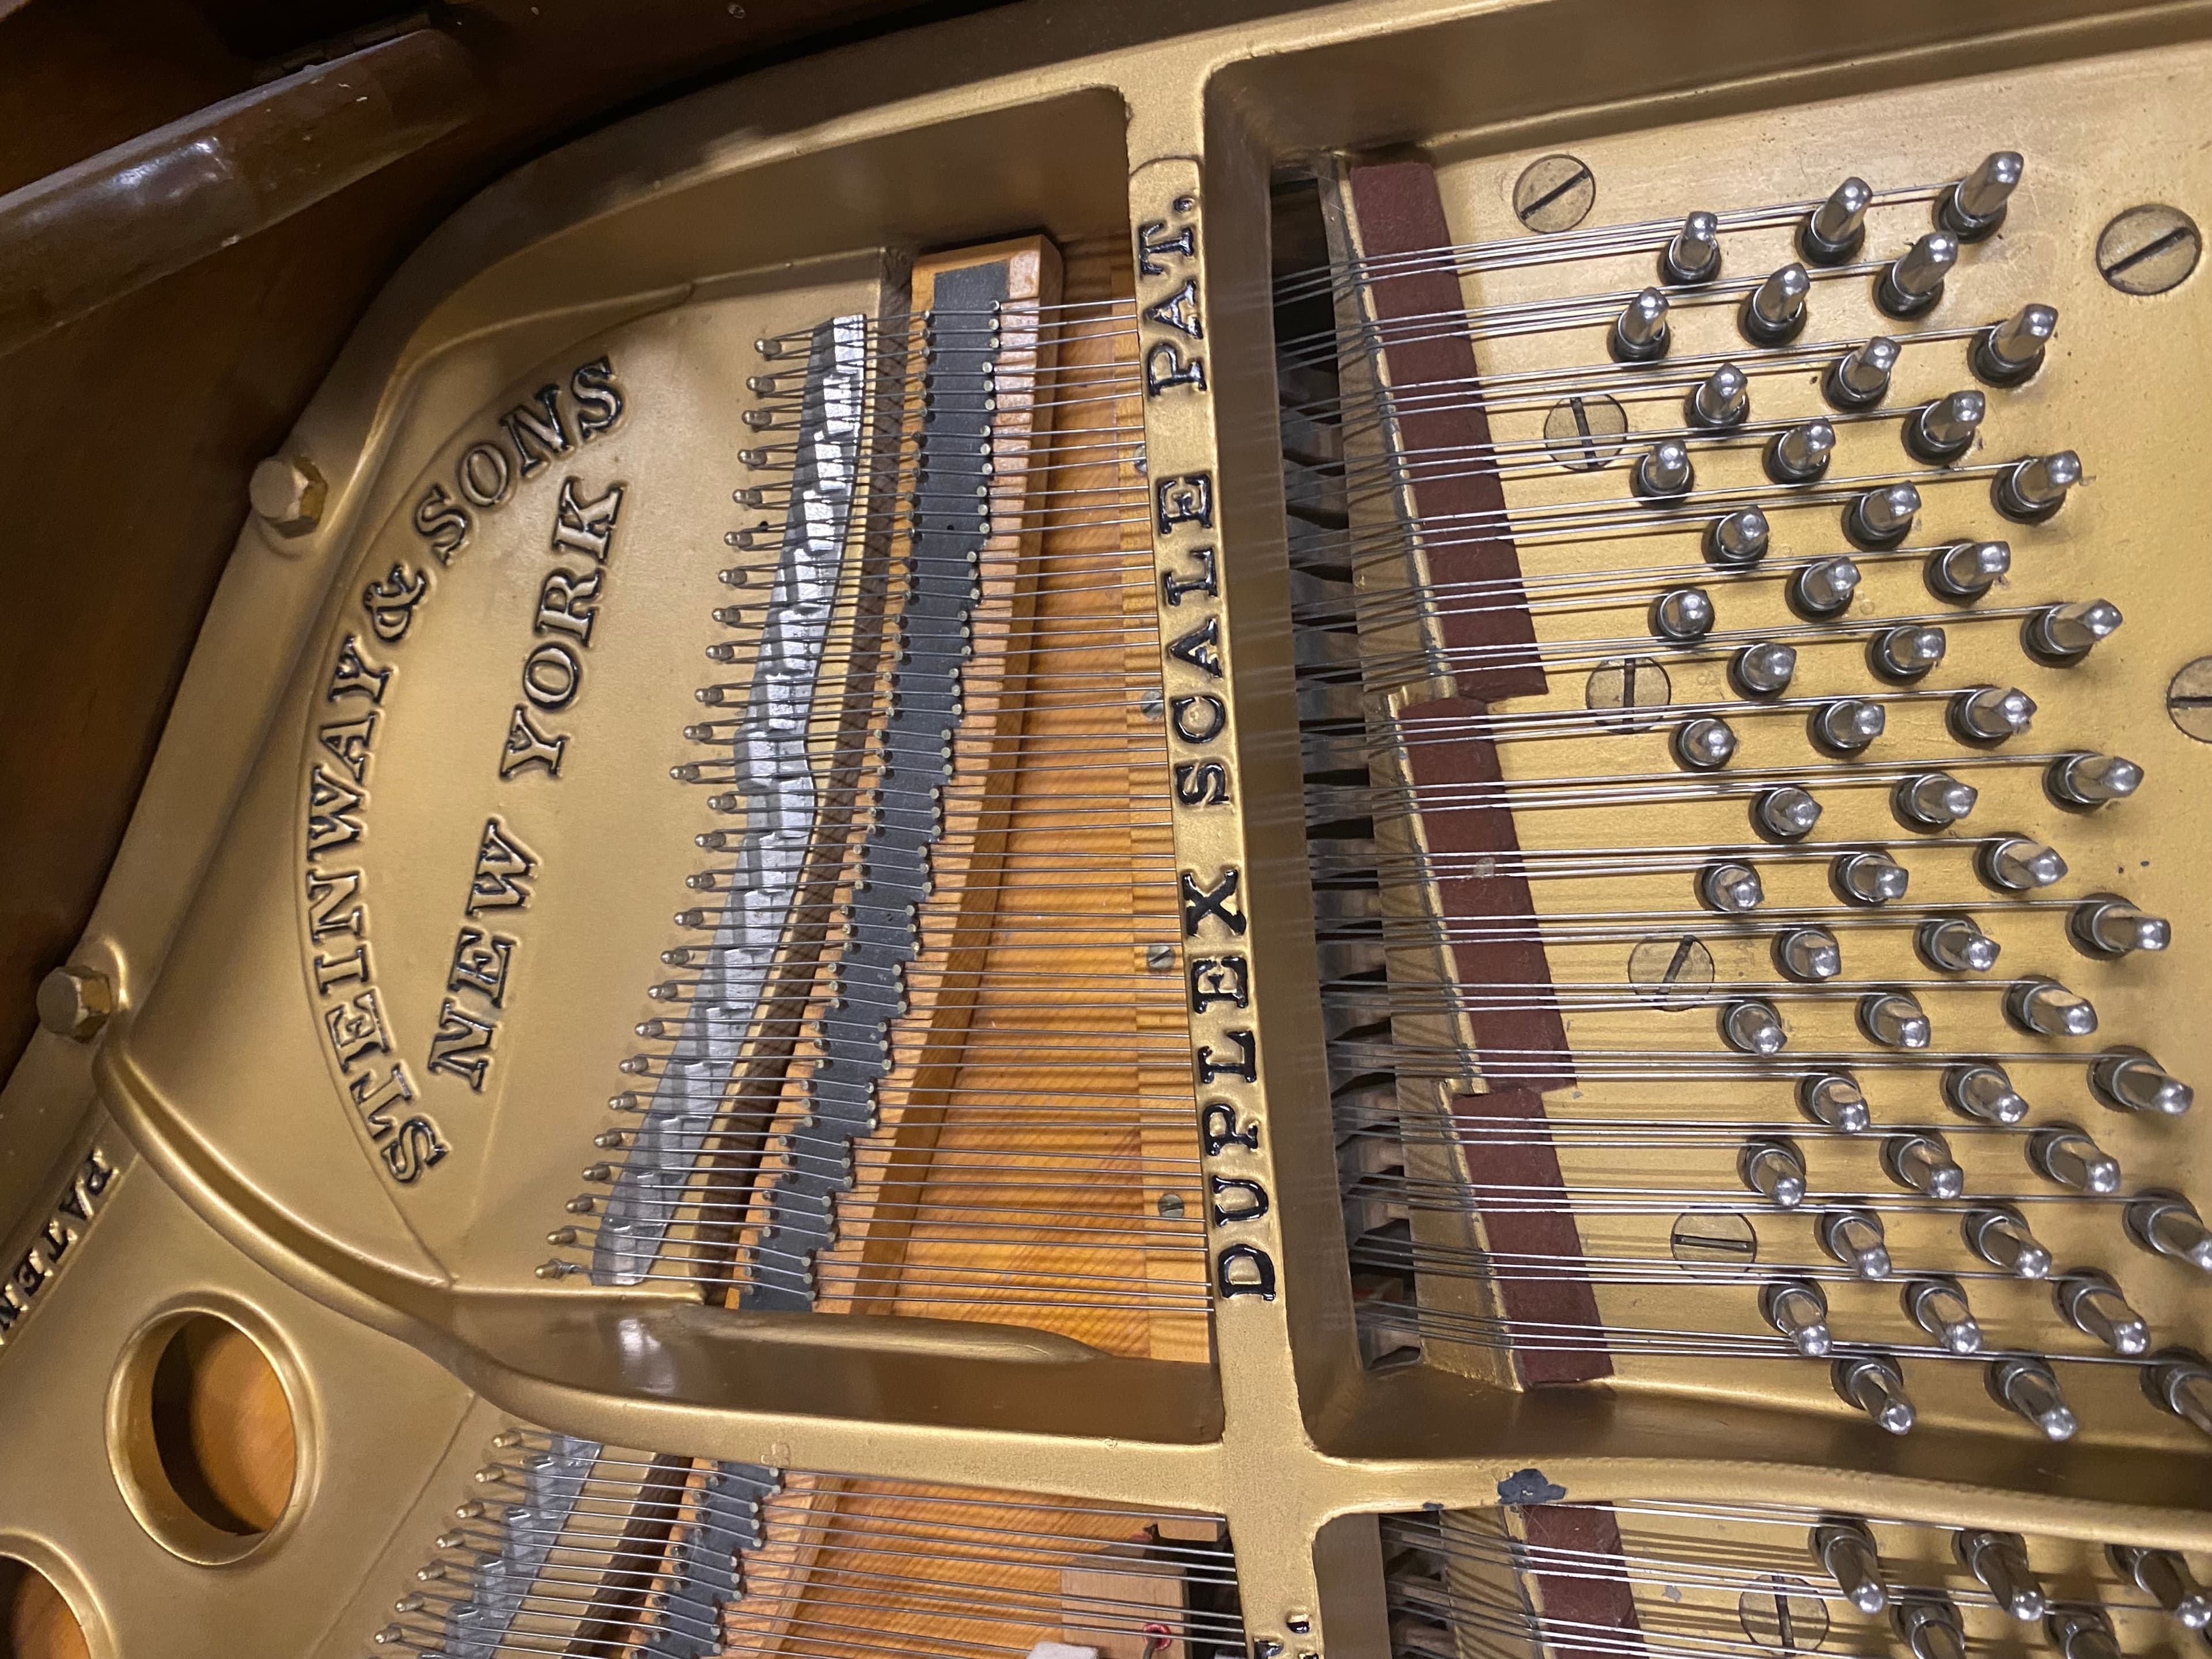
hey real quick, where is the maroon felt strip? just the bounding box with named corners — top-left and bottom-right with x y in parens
top-left (1347, 160), bottom-right (1545, 702)
top-left (1399, 695), bottom-right (1571, 1096)
top-left (1520, 1503), bottom-right (1645, 1659)
top-left (1453, 1088), bottom-right (1610, 1387)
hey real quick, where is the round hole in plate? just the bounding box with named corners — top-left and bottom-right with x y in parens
top-left (108, 1311), bottom-right (300, 1564)
top-left (1, 1558), bottom-right (88, 1659)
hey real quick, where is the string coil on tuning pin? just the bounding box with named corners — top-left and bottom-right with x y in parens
top-left (1859, 990), bottom-right (1931, 1050)
top-left (1940, 150), bottom-right (2024, 241)
top-left (2092, 1047), bottom-right (2193, 1115)
top-left (1835, 1352), bottom-right (1916, 1435)
top-left (1684, 362), bottom-right (1749, 430)
top-left (1876, 232), bottom-right (1959, 319)
top-left (1975, 301), bottom-right (2058, 385)
top-left (1949, 684), bottom-right (2036, 743)
top-left (2125, 1191), bottom-right (2212, 1272)
top-left (2047, 1606), bottom-right (2123, 1659)
top-left (1990, 1356), bottom-right (2078, 1440)
top-left (1732, 640), bottom-right (1797, 696)
top-left (1964, 1203), bottom-right (2052, 1279)
top-left (1765, 418), bottom-right (1835, 484)
top-left (1869, 623), bottom-right (1947, 681)
top-left (1819, 1206), bottom-right (1892, 1279)
top-left (1801, 176), bottom-right (1873, 264)
top-left (1843, 482), bottom-right (1921, 548)
top-left (2059, 1267), bottom-right (2149, 1355)
top-left (1673, 715), bottom-right (1737, 771)
top-left (1944, 1060), bottom-right (2028, 1123)
top-left (1756, 785), bottom-right (1823, 840)
top-left (1774, 926), bottom-right (1842, 982)
top-left (1813, 1517), bottom-right (1889, 1612)
top-left (1825, 336), bottom-right (1899, 410)
top-left (1700, 859), bottom-right (1765, 914)
top-left (2108, 1544), bottom-right (2212, 1628)
top-left (1834, 850), bottom-right (1909, 906)
top-left (1661, 210), bottom-right (1724, 285)
top-left (1706, 506), bottom-right (1771, 567)
top-left (1810, 697), bottom-right (1885, 755)
top-left (1980, 834), bottom-right (2066, 891)
top-left (2026, 1132), bottom-right (2115, 1194)
top-left (1994, 449), bottom-right (2082, 521)
top-left (1883, 1128), bottom-right (1961, 1194)
top-left (1905, 1275), bottom-right (1983, 1354)
top-left (2143, 1350), bottom-right (2212, 1439)
top-left (1739, 1135), bottom-right (1806, 1205)
top-left (2046, 749), bottom-right (2142, 808)
top-left (1633, 438), bottom-right (1695, 503)
top-left (1799, 1070), bottom-right (1870, 1133)
top-left (1741, 262), bottom-right (1812, 345)
top-left (1789, 555), bottom-right (1861, 619)
top-left (1955, 1529), bottom-right (2046, 1621)
top-left (1650, 584), bottom-right (1714, 639)
top-left (1762, 1278), bottom-right (1832, 1355)
top-left (2022, 597), bottom-right (2121, 663)
top-left (1893, 1596), bottom-right (1967, 1659)
top-left (1611, 286), bottom-right (1672, 362)
top-left (1918, 916), bottom-right (2000, 973)
top-left (2005, 975), bottom-right (2098, 1039)
top-left (1903, 391), bottom-right (1986, 465)
top-left (2070, 896), bottom-right (2171, 957)
top-left (1893, 771), bottom-right (1976, 830)
top-left (1925, 539), bottom-right (2009, 601)
top-left (1722, 999), bottom-right (1790, 1058)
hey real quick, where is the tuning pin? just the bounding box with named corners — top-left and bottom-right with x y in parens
top-left (1633, 438), bottom-right (1695, 501)
top-left (1766, 418), bottom-right (1836, 483)
top-left (1755, 786), bottom-right (1823, 841)
top-left (1861, 991), bottom-right (1932, 1050)
top-left (1800, 1071), bottom-right (1872, 1134)
top-left (1941, 151), bottom-right (2024, 240)
top-left (1835, 851), bottom-right (1910, 906)
top-left (1893, 1600), bottom-right (1968, 1659)
top-left (1789, 555), bottom-right (1862, 619)
top-left (1869, 623), bottom-right (1948, 681)
top-left (1904, 390), bottom-right (1987, 465)
top-left (1813, 1518), bottom-right (1889, 1612)
top-left (1895, 772), bottom-right (1977, 830)
top-left (1950, 684), bottom-right (2036, 742)
top-left (1801, 177), bottom-right (1874, 263)
top-left (2046, 1606), bottom-right (2123, 1659)
top-left (1741, 1135), bottom-right (1808, 1205)
top-left (1826, 336), bottom-right (1900, 409)
top-left (1995, 450), bottom-right (2082, 521)
top-left (1907, 1276), bottom-right (1985, 1354)
top-left (2006, 976), bottom-right (2097, 1039)
top-left (1990, 1357), bottom-right (2078, 1440)
top-left (2060, 1268), bottom-right (2150, 1355)
top-left (1919, 918), bottom-right (2000, 974)
top-left (1811, 697), bottom-right (1886, 754)
top-left (1820, 1206), bottom-right (1893, 1278)
top-left (1685, 361), bottom-right (1749, 429)
top-left (1741, 262), bottom-right (1812, 345)
top-left (1885, 1130), bottom-right (1962, 1196)
top-left (1965, 1204), bottom-right (2052, 1279)
top-left (1611, 286), bottom-right (1672, 362)
top-left (1661, 210), bottom-right (1724, 285)
top-left (1706, 506), bottom-right (1771, 567)
top-left (1733, 641), bottom-right (1797, 696)
top-left (1651, 584), bottom-right (1714, 640)
top-left (2071, 896), bottom-right (2171, 957)
top-left (2029, 1124), bottom-right (2120, 1195)
top-left (1946, 1062), bottom-right (2029, 1124)
top-left (2126, 1192), bottom-right (2212, 1271)
top-left (1957, 1531), bottom-right (2046, 1622)
top-left (1981, 835), bottom-right (2066, 891)
top-left (1926, 539), bottom-right (2010, 600)
top-left (2109, 1546), bottom-right (2212, 1628)
top-left (2023, 599), bottom-right (2121, 662)
top-left (1724, 999), bottom-right (1791, 1057)
top-left (2047, 751), bottom-right (2143, 808)
top-left (1701, 860), bottom-right (1766, 913)
top-left (1975, 302), bottom-right (2058, 385)
top-left (1775, 926), bottom-right (1843, 982)
top-left (1844, 482), bottom-right (1921, 548)
top-left (1763, 1279), bottom-right (1833, 1356)
top-left (2090, 1049), bottom-right (2193, 1116)
top-left (2143, 1350), bottom-right (2212, 1438)
top-left (1836, 1353), bottom-right (1917, 1434)
top-left (1673, 716), bottom-right (1738, 771)
top-left (1877, 231), bottom-right (1959, 318)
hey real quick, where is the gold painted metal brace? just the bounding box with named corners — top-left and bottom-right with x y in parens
top-left (1, 2), bottom-right (2210, 1657)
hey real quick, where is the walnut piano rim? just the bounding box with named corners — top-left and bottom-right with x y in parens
top-left (5, 2), bottom-right (2212, 1658)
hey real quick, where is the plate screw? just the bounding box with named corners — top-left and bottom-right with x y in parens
top-left (1514, 154), bottom-right (1594, 233)
top-left (2168, 656), bottom-right (2212, 741)
top-left (1585, 656), bottom-right (1672, 732)
top-left (1669, 1208), bottom-right (1758, 1271)
top-left (250, 454), bottom-right (327, 536)
top-left (2097, 204), bottom-right (2201, 295)
top-left (37, 964), bottom-right (113, 1041)
top-left (1543, 393), bottom-right (1627, 471)
top-left (1627, 934), bottom-right (1714, 1009)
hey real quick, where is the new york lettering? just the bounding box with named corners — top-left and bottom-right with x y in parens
top-left (411, 357), bottom-right (626, 562)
